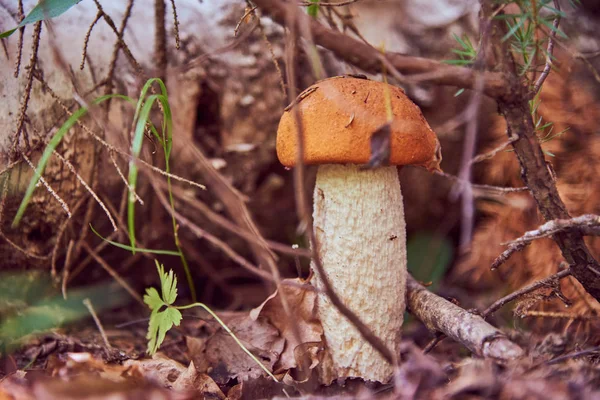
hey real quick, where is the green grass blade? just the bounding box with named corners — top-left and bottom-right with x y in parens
top-left (12, 107), bottom-right (86, 227)
top-left (11, 94), bottom-right (134, 227)
top-left (89, 225), bottom-right (181, 256)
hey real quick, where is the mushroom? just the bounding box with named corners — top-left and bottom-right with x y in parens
top-left (276, 76), bottom-right (441, 383)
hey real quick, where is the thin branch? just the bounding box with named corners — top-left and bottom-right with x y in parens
top-left (546, 346), bottom-right (600, 365)
top-left (422, 333), bottom-right (446, 354)
top-left (469, 134), bottom-right (518, 165)
top-left (155, 180), bottom-right (311, 258)
top-left (531, 0), bottom-right (561, 95)
top-left (11, 22), bottom-right (42, 159)
top-left (406, 275), bottom-right (524, 361)
top-left (449, 19), bottom-right (490, 250)
top-left (154, 0), bottom-right (167, 81)
top-left (492, 215), bottom-right (600, 271)
top-left (520, 310), bottom-right (600, 321)
top-left (51, 196), bottom-right (88, 279)
top-left (81, 241), bottom-right (144, 306)
top-left (93, 0), bottom-right (144, 75)
top-left (80, 12), bottom-right (103, 70)
top-left (61, 240), bottom-right (75, 299)
top-left (436, 171), bottom-right (529, 195)
top-left (482, 268), bottom-right (572, 318)
top-left (52, 150), bottom-right (118, 232)
top-left (252, 0), bottom-right (508, 98)
top-left (168, 0), bottom-right (180, 49)
top-left (13, 0), bottom-right (25, 78)
top-left (235, 5), bottom-right (258, 37)
top-left (22, 153), bottom-right (71, 218)
top-left (150, 178), bottom-right (276, 283)
top-left (109, 150), bottom-right (144, 205)
top-left (83, 298), bottom-right (112, 348)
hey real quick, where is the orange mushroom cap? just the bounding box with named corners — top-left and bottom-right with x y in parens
top-left (276, 76), bottom-right (442, 171)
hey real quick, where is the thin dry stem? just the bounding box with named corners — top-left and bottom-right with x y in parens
top-left (11, 22), bottom-right (42, 158)
top-left (257, 11), bottom-right (287, 98)
top-left (102, 0), bottom-right (135, 99)
top-left (520, 310), bottom-right (600, 321)
top-left (51, 196), bottom-right (89, 279)
top-left (298, 0), bottom-right (362, 6)
top-left (150, 179), bottom-right (275, 283)
top-left (80, 12), bottom-right (102, 70)
top-left (81, 241), bottom-right (144, 305)
top-left (154, 0), bottom-right (167, 81)
top-left (235, 5), bottom-right (258, 37)
top-left (436, 171), bottom-right (529, 195)
top-left (169, 0), bottom-right (180, 49)
top-left (62, 240), bottom-right (75, 299)
top-left (13, 0), bottom-right (25, 78)
top-left (109, 151), bottom-right (144, 205)
top-left (83, 298), bottom-right (112, 348)
top-left (531, 0), bottom-right (561, 95)
top-left (0, 173), bottom-right (49, 260)
top-left (470, 134), bottom-right (519, 165)
top-left (22, 153), bottom-right (71, 218)
top-left (52, 150), bottom-right (117, 231)
top-left (492, 215), bottom-right (600, 271)
top-left (157, 180), bottom-right (311, 258)
top-left (483, 268), bottom-right (572, 318)
top-left (93, 0), bottom-right (144, 76)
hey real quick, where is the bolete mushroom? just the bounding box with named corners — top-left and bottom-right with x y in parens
top-left (276, 76), bottom-right (441, 383)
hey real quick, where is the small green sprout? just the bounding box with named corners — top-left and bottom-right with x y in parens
top-left (144, 262), bottom-right (183, 355)
top-left (144, 262), bottom-right (279, 382)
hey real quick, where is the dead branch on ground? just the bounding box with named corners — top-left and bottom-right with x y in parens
top-left (406, 275), bottom-right (525, 361)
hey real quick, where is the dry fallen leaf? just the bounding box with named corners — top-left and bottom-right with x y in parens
top-left (186, 313), bottom-right (284, 383)
top-left (172, 362), bottom-right (226, 399)
top-left (250, 278), bottom-right (324, 375)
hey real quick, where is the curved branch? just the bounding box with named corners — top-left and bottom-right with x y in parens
top-left (252, 0), bottom-right (508, 99)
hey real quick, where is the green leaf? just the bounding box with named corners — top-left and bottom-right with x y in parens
top-left (158, 265), bottom-right (178, 305)
top-left (0, 0), bottom-right (83, 38)
top-left (144, 262), bottom-right (182, 355)
top-left (143, 287), bottom-right (163, 312)
top-left (307, 0), bottom-right (319, 17)
top-left (146, 306), bottom-right (182, 355)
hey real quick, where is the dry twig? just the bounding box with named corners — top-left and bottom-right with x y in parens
top-left (492, 215), bottom-right (600, 271)
top-left (532, 0), bottom-right (561, 95)
top-left (483, 268), bottom-right (572, 318)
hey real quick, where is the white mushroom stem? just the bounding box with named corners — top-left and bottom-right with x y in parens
top-left (312, 164), bottom-right (406, 383)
